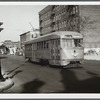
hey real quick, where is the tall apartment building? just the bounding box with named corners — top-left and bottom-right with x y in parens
top-left (39, 5), bottom-right (79, 35)
top-left (39, 5), bottom-right (100, 48)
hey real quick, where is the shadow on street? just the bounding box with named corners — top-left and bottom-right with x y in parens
top-left (21, 78), bottom-right (45, 93)
top-left (59, 68), bottom-right (100, 93)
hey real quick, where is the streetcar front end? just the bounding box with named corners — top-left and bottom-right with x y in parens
top-left (60, 34), bottom-right (84, 66)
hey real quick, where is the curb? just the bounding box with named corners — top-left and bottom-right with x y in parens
top-left (0, 75), bottom-right (14, 93)
top-left (84, 58), bottom-right (100, 61)
top-left (85, 59), bottom-right (100, 61)
top-left (84, 55), bottom-right (100, 61)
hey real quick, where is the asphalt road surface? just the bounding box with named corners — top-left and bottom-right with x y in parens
top-left (1, 55), bottom-right (100, 93)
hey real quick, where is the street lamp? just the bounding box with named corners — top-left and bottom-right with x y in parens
top-left (0, 22), bottom-right (4, 81)
top-left (0, 22), bottom-right (14, 92)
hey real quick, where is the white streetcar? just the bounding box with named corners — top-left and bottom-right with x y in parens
top-left (24, 31), bottom-right (84, 67)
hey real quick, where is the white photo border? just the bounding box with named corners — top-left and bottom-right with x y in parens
top-left (0, 1), bottom-right (100, 99)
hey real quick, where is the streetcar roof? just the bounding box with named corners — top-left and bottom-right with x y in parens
top-left (24, 31), bottom-right (83, 44)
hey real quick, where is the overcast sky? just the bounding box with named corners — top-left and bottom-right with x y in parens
top-left (0, 5), bottom-right (47, 43)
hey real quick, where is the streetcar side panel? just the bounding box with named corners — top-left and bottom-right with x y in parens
top-left (32, 43), bottom-right (38, 62)
top-left (49, 39), bottom-right (61, 66)
top-left (25, 44), bottom-right (32, 60)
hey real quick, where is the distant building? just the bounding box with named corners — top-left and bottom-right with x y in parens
top-left (0, 45), bottom-right (7, 54)
top-left (1, 40), bottom-right (21, 55)
top-left (2, 40), bottom-right (20, 49)
top-left (20, 31), bottom-right (31, 43)
top-left (20, 29), bottom-right (40, 43)
top-left (39, 5), bottom-right (100, 48)
top-left (20, 29), bottom-right (39, 56)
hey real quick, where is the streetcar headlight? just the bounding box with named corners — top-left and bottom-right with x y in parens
top-left (72, 52), bottom-right (79, 57)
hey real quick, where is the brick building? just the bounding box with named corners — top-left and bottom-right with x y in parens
top-left (39, 5), bottom-right (100, 48)
top-left (39, 5), bottom-right (79, 35)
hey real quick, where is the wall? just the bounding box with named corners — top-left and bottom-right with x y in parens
top-left (79, 5), bottom-right (100, 48)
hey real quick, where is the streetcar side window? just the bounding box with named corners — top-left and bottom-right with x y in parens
top-left (40, 42), bottom-right (42, 49)
top-left (44, 41), bottom-right (46, 49)
top-left (37, 42), bottom-right (39, 49)
top-left (56, 39), bottom-right (60, 48)
top-left (33, 43), bottom-right (34, 50)
top-left (37, 41), bottom-right (49, 49)
top-left (57, 39), bottom-right (60, 48)
top-left (46, 41), bottom-right (49, 49)
top-left (41, 42), bottom-right (42, 49)
top-left (45, 41), bottom-right (49, 49)
top-left (43, 42), bottom-right (45, 49)
top-left (37, 43), bottom-right (38, 49)
top-left (35, 43), bottom-right (37, 50)
top-left (55, 39), bottom-right (58, 47)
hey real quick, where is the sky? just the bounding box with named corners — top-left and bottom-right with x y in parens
top-left (0, 5), bottom-right (47, 43)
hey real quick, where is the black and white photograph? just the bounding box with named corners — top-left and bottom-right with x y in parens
top-left (0, 2), bottom-right (100, 95)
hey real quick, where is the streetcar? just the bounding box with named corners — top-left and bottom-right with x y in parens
top-left (24, 31), bottom-right (84, 67)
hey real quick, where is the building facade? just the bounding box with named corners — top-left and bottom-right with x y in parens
top-left (20, 29), bottom-right (39, 55)
top-left (20, 29), bottom-right (40, 43)
top-left (1, 40), bottom-right (21, 55)
top-left (39, 5), bottom-right (79, 35)
top-left (39, 5), bottom-right (100, 48)
top-left (2, 40), bottom-right (20, 48)
top-left (20, 31), bottom-right (31, 43)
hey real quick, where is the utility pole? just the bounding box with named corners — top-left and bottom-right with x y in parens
top-left (29, 22), bottom-right (37, 37)
top-left (0, 22), bottom-right (4, 80)
top-left (29, 22), bottom-right (36, 33)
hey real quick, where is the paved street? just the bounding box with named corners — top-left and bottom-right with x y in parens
top-left (1, 55), bottom-right (100, 93)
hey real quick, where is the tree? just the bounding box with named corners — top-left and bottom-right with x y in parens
top-left (79, 16), bottom-right (97, 33)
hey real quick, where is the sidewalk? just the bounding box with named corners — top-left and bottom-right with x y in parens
top-left (0, 77), bottom-right (14, 93)
top-left (0, 55), bottom-right (14, 92)
top-left (84, 55), bottom-right (100, 60)
top-left (0, 74), bottom-right (14, 93)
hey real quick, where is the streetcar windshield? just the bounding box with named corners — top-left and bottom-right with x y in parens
top-left (62, 38), bottom-right (83, 47)
top-left (73, 39), bottom-right (83, 47)
top-left (62, 39), bottom-right (73, 47)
